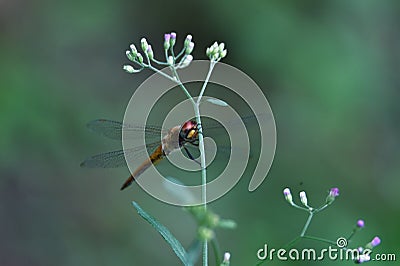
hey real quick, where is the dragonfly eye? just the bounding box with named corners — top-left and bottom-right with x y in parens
top-left (180, 120), bottom-right (198, 140)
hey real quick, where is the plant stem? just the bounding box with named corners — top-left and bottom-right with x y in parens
top-left (150, 57), bottom-right (216, 266)
top-left (302, 235), bottom-right (337, 245)
top-left (197, 61), bottom-right (216, 104)
top-left (300, 212), bottom-right (314, 237)
top-left (194, 62), bottom-right (216, 266)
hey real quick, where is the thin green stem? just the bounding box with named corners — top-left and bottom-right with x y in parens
top-left (210, 238), bottom-right (222, 265)
top-left (147, 65), bottom-right (176, 82)
top-left (170, 67), bottom-right (195, 106)
top-left (347, 228), bottom-right (358, 241)
top-left (302, 235), bottom-right (337, 245)
top-left (164, 49), bottom-right (169, 62)
top-left (170, 45), bottom-right (175, 59)
top-left (315, 203), bottom-right (330, 213)
top-left (176, 46), bottom-right (186, 59)
top-left (151, 58), bottom-right (169, 65)
top-left (147, 53), bottom-right (216, 266)
top-left (291, 203), bottom-right (310, 212)
top-left (197, 61), bottom-right (216, 104)
top-left (300, 212), bottom-right (314, 237)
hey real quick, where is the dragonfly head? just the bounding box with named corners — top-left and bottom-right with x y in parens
top-left (179, 120), bottom-right (199, 143)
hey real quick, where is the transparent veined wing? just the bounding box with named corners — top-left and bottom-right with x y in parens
top-left (80, 141), bottom-right (161, 168)
top-left (86, 119), bottom-right (167, 141)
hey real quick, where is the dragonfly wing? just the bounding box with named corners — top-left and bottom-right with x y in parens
top-left (86, 119), bottom-right (166, 140)
top-left (80, 149), bottom-right (127, 168)
top-left (81, 141), bottom-right (161, 168)
top-left (86, 119), bottom-right (124, 140)
top-left (202, 113), bottom-right (268, 134)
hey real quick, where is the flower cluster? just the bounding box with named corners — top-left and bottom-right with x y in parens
top-left (283, 187), bottom-right (381, 264)
top-left (206, 42), bottom-right (227, 61)
top-left (283, 187), bottom-right (340, 210)
top-left (123, 31), bottom-right (207, 74)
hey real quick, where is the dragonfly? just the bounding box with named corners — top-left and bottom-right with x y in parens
top-left (81, 119), bottom-right (201, 190)
top-left (81, 114), bottom-right (259, 190)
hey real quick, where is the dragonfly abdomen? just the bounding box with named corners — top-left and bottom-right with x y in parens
top-left (120, 145), bottom-right (164, 190)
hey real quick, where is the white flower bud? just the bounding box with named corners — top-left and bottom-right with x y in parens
top-left (167, 55), bottom-right (174, 65)
top-left (147, 45), bottom-right (154, 60)
top-left (184, 34), bottom-right (193, 47)
top-left (212, 41), bottom-right (218, 50)
top-left (218, 42), bottom-right (225, 52)
top-left (130, 44), bottom-right (137, 54)
top-left (126, 50), bottom-right (136, 61)
top-left (164, 33), bottom-right (171, 50)
top-left (137, 53), bottom-right (143, 64)
top-left (123, 65), bottom-right (141, 73)
top-left (283, 188), bottom-right (293, 205)
top-left (299, 191), bottom-right (308, 207)
top-left (140, 38), bottom-right (149, 53)
top-left (223, 252), bottom-right (231, 262)
top-left (206, 47), bottom-right (211, 57)
top-left (178, 55), bottom-right (193, 68)
top-left (170, 32), bottom-right (177, 47)
top-left (185, 42), bottom-right (194, 55)
top-left (220, 49), bottom-right (227, 58)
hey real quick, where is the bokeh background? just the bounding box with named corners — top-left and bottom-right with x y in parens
top-left (1, 0), bottom-right (399, 265)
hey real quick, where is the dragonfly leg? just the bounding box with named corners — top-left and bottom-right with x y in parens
top-left (183, 146), bottom-right (201, 166)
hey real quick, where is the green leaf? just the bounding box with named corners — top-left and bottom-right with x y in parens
top-left (205, 98), bottom-right (229, 107)
top-left (132, 201), bottom-right (190, 266)
top-left (217, 219), bottom-right (237, 229)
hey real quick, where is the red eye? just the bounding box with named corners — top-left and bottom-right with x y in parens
top-left (181, 120), bottom-right (197, 132)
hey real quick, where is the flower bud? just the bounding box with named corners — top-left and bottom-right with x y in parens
top-left (212, 41), bottom-right (218, 50)
top-left (206, 47), bottom-right (211, 57)
top-left (147, 45), bottom-right (154, 60)
top-left (137, 53), bottom-right (143, 64)
top-left (130, 44), bottom-right (137, 55)
top-left (164, 34), bottom-right (171, 50)
top-left (170, 32), bottom-right (176, 47)
top-left (223, 252), bottom-right (230, 262)
top-left (356, 219), bottom-right (365, 228)
top-left (283, 188), bottom-right (294, 205)
top-left (218, 42), bottom-right (225, 52)
top-left (299, 191), bottom-right (308, 207)
top-left (126, 50), bottom-right (136, 61)
top-left (221, 252), bottom-right (231, 265)
top-left (140, 38), bottom-right (149, 53)
top-left (123, 65), bottom-right (140, 73)
top-left (356, 253), bottom-right (371, 263)
top-left (365, 236), bottom-right (381, 250)
top-left (184, 34), bottom-right (192, 48)
top-left (220, 49), bottom-right (227, 58)
top-left (178, 55), bottom-right (193, 68)
top-left (326, 187), bottom-right (339, 204)
top-left (167, 55), bottom-right (174, 65)
top-left (206, 41), bottom-right (227, 61)
top-left (185, 42), bottom-right (194, 55)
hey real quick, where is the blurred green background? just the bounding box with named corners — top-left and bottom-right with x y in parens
top-left (1, 0), bottom-right (399, 265)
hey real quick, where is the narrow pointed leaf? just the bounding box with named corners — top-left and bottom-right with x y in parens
top-left (132, 201), bottom-right (190, 266)
top-left (206, 98), bottom-right (229, 107)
